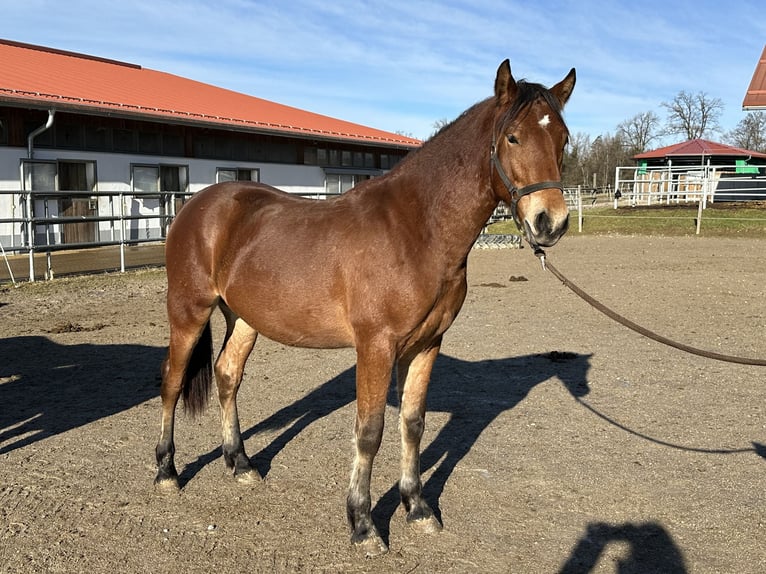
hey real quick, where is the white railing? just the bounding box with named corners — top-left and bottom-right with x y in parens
top-left (0, 188), bottom-right (356, 282)
top-left (0, 188), bottom-right (193, 282)
top-left (614, 164), bottom-right (766, 207)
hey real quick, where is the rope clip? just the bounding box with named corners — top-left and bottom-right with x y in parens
top-left (534, 248), bottom-right (547, 271)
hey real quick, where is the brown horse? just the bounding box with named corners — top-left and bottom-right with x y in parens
top-left (155, 59), bottom-right (575, 556)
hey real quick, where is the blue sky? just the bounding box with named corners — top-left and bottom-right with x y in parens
top-left (3, 1), bottom-right (765, 143)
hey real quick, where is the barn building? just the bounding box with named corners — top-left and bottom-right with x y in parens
top-left (615, 138), bottom-right (766, 204)
top-left (0, 39), bottom-right (421, 253)
top-left (743, 44), bottom-right (766, 111)
top-left (632, 139), bottom-right (766, 171)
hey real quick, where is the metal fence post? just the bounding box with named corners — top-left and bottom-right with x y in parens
top-left (25, 190), bottom-right (34, 282)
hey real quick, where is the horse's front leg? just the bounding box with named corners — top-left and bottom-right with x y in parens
top-left (215, 313), bottom-right (259, 482)
top-left (396, 340), bottom-right (442, 533)
top-left (347, 339), bottom-right (395, 557)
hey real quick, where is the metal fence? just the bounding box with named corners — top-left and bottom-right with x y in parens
top-left (0, 188), bottom-right (194, 283)
top-left (565, 166), bottom-right (766, 235)
top-left (3, 174), bottom-right (764, 283)
top-left (614, 164), bottom-right (766, 206)
top-left (0, 188), bottom-right (351, 283)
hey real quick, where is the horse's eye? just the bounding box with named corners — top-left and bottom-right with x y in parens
top-left (507, 134), bottom-right (519, 144)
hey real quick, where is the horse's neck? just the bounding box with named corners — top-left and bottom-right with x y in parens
top-left (394, 110), bottom-right (499, 260)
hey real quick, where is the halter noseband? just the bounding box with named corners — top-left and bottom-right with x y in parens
top-left (489, 141), bottom-right (563, 228)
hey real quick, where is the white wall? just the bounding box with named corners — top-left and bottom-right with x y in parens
top-left (0, 146), bottom-right (329, 247)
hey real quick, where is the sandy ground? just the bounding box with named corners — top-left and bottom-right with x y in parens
top-left (1, 235), bottom-right (765, 573)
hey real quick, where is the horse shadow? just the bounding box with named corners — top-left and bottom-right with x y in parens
top-left (559, 521), bottom-right (688, 573)
top-left (372, 351), bottom-right (592, 538)
top-left (178, 350), bottom-right (593, 540)
top-left (177, 361), bottom-right (358, 484)
top-left (0, 335), bottom-right (164, 455)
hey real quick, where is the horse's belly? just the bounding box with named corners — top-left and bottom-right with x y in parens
top-left (258, 321), bottom-right (354, 349)
top-left (235, 300), bottom-right (354, 349)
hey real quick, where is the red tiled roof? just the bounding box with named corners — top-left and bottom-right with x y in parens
top-left (633, 138), bottom-right (766, 160)
top-left (0, 39), bottom-right (421, 148)
top-left (743, 45), bottom-right (766, 110)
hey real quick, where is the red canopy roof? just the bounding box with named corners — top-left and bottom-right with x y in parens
top-left (633, 138), bottom-right (766, 160)
top-left (743, 45), bottom-right (766, 110)
top-left (0, 39), bottom-right (421, 148)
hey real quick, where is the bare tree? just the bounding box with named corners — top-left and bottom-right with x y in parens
top-left (724, 111), bottom-right (766, 153)
top-left (617, 111), bottom-right (660, 152)
top-left (661, 90), bottom-right (724, 140)
top-left (562, 132), bottom-right (635, 189)
top-left (562, 131), bottom-right (592, 187)
top-left (429, 118), bottom-right (452, 139)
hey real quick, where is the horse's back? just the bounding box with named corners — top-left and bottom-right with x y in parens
top-left (167, 181), bottom-right (301, 264)
top-left (169, 181), bottom-right (295, 233)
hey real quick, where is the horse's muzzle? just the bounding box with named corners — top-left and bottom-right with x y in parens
top-left (524, 210), bottom-right (569, 248)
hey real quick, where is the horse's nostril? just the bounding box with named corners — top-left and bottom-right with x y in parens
top-left (535, 211), bottom-right (551, 235)
top-left (535, 210), bottom-right (569, 236)
top-left (529, 210), bottom-right (569, 247)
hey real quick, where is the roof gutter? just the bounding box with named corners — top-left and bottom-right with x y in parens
top-left (27, 109), bottom-right (55, 159)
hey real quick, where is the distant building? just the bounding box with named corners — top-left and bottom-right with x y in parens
top-left (618, 139), bottom-right (766, 203)
top-left (632, 139), bottom-right (766, 171)
top-left (743, 44), bottom-right (766, 111)
top-left (0, 39), bottom-right (421, 248)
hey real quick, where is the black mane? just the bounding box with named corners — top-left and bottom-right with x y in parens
top-left (505, 79), bottom-right (566, 127)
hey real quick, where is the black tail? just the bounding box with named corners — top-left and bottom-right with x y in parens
top-left (182, 322), bottom-right (213, 418)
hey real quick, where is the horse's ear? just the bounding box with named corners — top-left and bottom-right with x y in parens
top-left (494, 59), bottom-right (517, 106)
top-left (550, 68), bottom-right (576, 108)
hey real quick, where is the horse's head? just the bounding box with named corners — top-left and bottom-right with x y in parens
top-left (490, 59), bottom-right (576, 249)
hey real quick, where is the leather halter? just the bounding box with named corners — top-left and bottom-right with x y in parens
top-left (490, 140), bottom-right (563, 228)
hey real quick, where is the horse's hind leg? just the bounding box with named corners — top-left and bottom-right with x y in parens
top-left (215, 303), bottom-right (259, 482)
top-left (396, 340), bottom-right (442, 534)
top-left (155, 303), bottom-right (215, 490)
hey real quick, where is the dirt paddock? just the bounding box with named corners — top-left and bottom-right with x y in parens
top-left (1, 235), bottom-right (764, 573)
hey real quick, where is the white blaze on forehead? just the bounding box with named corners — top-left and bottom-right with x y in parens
top-left (538, 114), bottom-right (550, 128)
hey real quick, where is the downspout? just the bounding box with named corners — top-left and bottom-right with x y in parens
top-left (27, 109), bottom-right (55, 158)
top-left (25, 109), bottom-right (55, 281)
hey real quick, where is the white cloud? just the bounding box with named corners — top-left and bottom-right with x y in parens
top-left (2, 0), bottom-right (765, 140)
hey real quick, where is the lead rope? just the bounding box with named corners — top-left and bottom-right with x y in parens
top-left (536, 250), bottom-right (766, 367)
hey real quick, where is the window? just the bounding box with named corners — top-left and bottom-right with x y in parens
top-left (216, 168), bottom-right (260, 183)
top-left (163, 133), bottom-right (185, 156)
top-left (131, 164), bottom-right (189, 239)
top-left (304, 146), bottom-right (318, 165)
top-left (55, 124), bottom-right (83, 149)
top-left (306, 147), bottom-right (379, 169)
top-left (22, 160), bottom-right (97, 245)
top-left (138, 131), bottom-right (162, 154)
top-left (114, 129), bottom-right (137, 152)
top-left (0, 117), bottom-right (8, 145)
top-left (325, 172), bottom-right (372, 195)
top-left (84, 126), bottom-right (110, 151)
